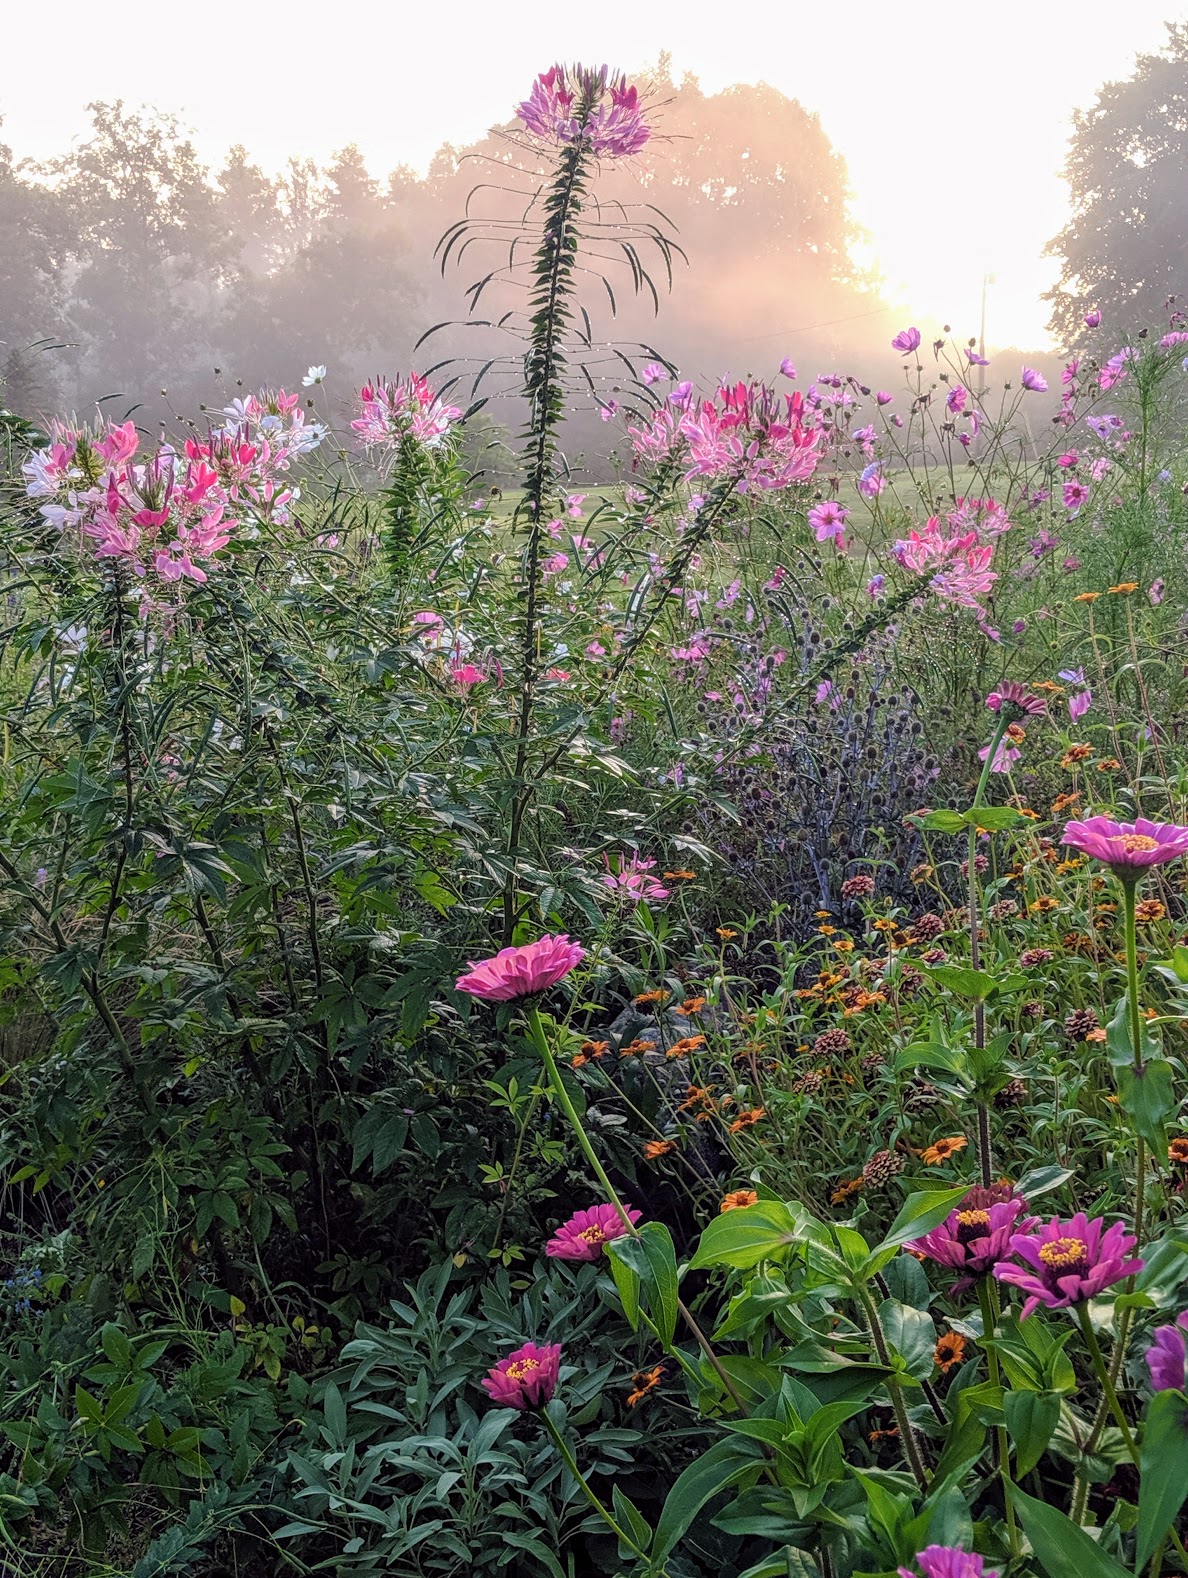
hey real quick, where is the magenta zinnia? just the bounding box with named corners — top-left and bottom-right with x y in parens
top-left (993, 1212), bottom-right (1143, 1318)
top-left (984, 680), bottom-right (1046, 718)
top-left (907, 1189), bottom-right (1036, 1291)
top-left (898, 1548), bottom-right (999, 1578)
top-left (482, 1341), bottom-right (562, 1409)
top-left (455, 935), bottom-right (585, 1002)
top-left (1146, 1312), bottom-right (1188, 1392)
top-left (1062, 816), bottom-right (1188, 878)
top-left (545, 1202), bottom-right (642, 1261)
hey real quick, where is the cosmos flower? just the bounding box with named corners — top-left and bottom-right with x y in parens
top-left (482, 1342), bottom-right (562, 1409)
top-left (808, 500), bottom-right (850, 543)
top-left (455, 936), bottom-right (586, 1002)
top-left (1084, 310), bottom-right (1101, 328)
top-left (892, 327), bottom-right (922, 356)
top-left (1020, 368), bottom-right (1048, 392)
top-left (545, 1203), bottom-right (641, 1260)
top-left (994, 1212), bottom-right (1143, 1318)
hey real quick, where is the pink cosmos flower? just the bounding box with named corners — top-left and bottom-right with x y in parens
top-left (482, 1341), bottom-right (562, 1409)
top-left (946, 386), bottom-right (969, 415)
top-left (1146, 1312), bottom-right (1188, 1392)
top-left (808, 500), bottom-right (850, 544)
top-left (994, 1212), bottom-right (1143, 1318)
top-left (858, 461), bottom-right (886, 498)
top-left (985, 680), bottom-right (1046, 717)
top-left (1062, 481), bottom-right (1090, 513)
top-left (979, 737), bottom-right (1021, 773)
top-left (1020, 368), bottom-right (1048, 392)
top-left (1068, 689), bottom-right (1091, 722)
top-left (518, 64), bottom-right (650, 159)
top-left (545, 1203), bottom-right (642, 1260)
top-left (779, 357), bottom-right (797, 378)
top-left (1149, 578), bottom-right (1165, 606)
top-left (1062, 816), bottom-right (1188, 877)
top-left (966, 349), bottom-right (990, 367)
top-left (1084, 310), bottom-right (1101, 328)
top-left (641, 362), bottom-right (667, 385)
top-left (907, 1189), bottom-right (1036, 1292)
top-left (455, 935), bottom-right (586, 1002)
top-left (899, 1549), bottom-right (999, 1578)
top-left (892, 327), bottom-right (922, 355)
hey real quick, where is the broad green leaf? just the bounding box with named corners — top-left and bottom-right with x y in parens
top-left (1014, 1164), bottom-right (1075, 1202)
top-left (689, 1201), bottom-right (812, 1271)
top-left (611, 1484), bottom-right (652, 1556)
top-left (911, 809), bottom-right (968, 834)
top-left (608, 1222), bottom-right (679, 1346)
top-left (968, 805), bottom-right (1025, 831)
top-left (652, 1436), bottom-right (760, 1562)
top-left (873, 1187), bottom-right (970, 1257)
top-left (1117, 1057), bottom-right (1175, 1151)
top-left (1137, 1388), bottom-right (1188, 1569)
top-left (879, 1299), bottom-right (937, 1380)
top-left (1013, 1487), bottom-right (1131, 1578)
top-left (1003, 1388), bottom-right (1061, 1476)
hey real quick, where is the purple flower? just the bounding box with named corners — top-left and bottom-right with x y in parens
top-left (1062, 480), bottom-right (1090, 513)
top-left (779, 357), bottom-right (797, 379)
top-left (668, 381), bottom-right (694, 406)
top-left (1146, 1313), bottom-right (1188, 1392)
top-left (892, 327), bottom-right (922, 356)
top-left (907, 1189), bottom-right (1036, 1292)
top-left (641, 362), bottom-right (667, 385)
top-left (867, 574), bottom-right (886, 600)
top-left (994, 1212), bottom-right (1143, 1319)
top-left (875, 390), bottom-right (893, 405)
top-left (858, 461), bottom-right (886, 499)
top-left (985, 680), bottom-right (1046, 717)
top-left (456, 936), bottom-right (586, 1002)
top-left (899, 1548), bottom-right (999, 1578)
top-left (1062, 816), bottom-right (1188, 877)
top-left (1021, 367), bottom-right (1048, 392)
top-left (1149, 578), bottom-right (1165, 606)
top-left (1068, 689), bottom-right (1091, 722)
top-left (966, 350), bottom-right (990, 368)
top-left (1084, 310), bottom-right (1101, 328)
top-left (545, 1202), bottom-right (641, 1261)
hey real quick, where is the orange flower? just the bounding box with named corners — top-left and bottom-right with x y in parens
top-left (1108, 581), bottom-right (1139, 594)
top-left (1062, 743), bottom-right (1092, 765)
top-left (626, 1364), bottom-right (664, 1406)
top-left (1086, 1027), bottom-right (1108, 1043)
top-left (663, 869), bottom-right (697, 881)
top-left (643, 1139), bottom-right (676, 1159)
top-left (729, 1107), bottom-right (766, 1134)
top-left (1073, 591), bottom-right (1101, 603)
top-left (1136, 899), bottom-right (1167, 923)
top-left (634, 989), bottom-right (670, 1006)
top-left (833, 938), bottom-right (855, 953)
top-left (1051, 791), bottom-right (1081, 814)
top-left (620, 1038), bottom-right (657, 1057)
top-left (934, 1331), bottom-right (967, 1374)
top-left (830, 1176), bottom-right (864, 1205)
top-left (570, 1053), bottom-right (589, 1068)
top-left (817, 924), bottom-right (837, 936)
top-left (674, 996), bottom-right (707, 1016)
top-left (666, 1034), bottom-right (707, 1058)
top-left (815, 909), bottom-right (833, 919)
top-left (1169, 1138), bottom-right (1188, 1166)
top-left (921, 1135), bottom-right (967, 1166)
top-left (679, 1085), bottom-right (715, 1114)
top-left (869, 1427), bottom-right (900, 1444)
top-left (580, 1039), bottom-right (610, 1058)
top-left (1096, 758), bottom-right (1123, 772)
top-left (1029, 896), bottom-right (1059, 913)
top-left (716, 927), bottom-right (738, 940)
top-left (720, 1189), bottom-right (759, 1212)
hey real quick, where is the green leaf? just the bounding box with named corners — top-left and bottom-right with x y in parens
top-left (873, 1187), bottom-right (971, 1257)
top-left (652, 1437), bottom-right (759, 1563)
top-left (1003, 1388), bottom-right (1061, 1476)
top-left (1013, 1164), bottom-right (1075, 1202)
top-left (1117, 1057), bottom-right (1175, 1151)
top-left (611, 1484), bottom-right (653, 1555)
top-left (911, 809), bottom-right (968, 834)
top-left (100, 1323), bottom-right (133, 1371)
top-left (1012, 1487), bottom-right (1131, 1578)
top-left (879, 1299), bottom-right (937, 1380)
top-left (968, 805), bottom-right (1025, 831)
top-left (608, 1223), bottom-right (679, 1346)
top-left (1137, 1388), bottom-right (1188, 1569)
top-left (689, 1201), bottom-right (811, 1271)
top-left (920, 964), bottom-right (1001, 1001)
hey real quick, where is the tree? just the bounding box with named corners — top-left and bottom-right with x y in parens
top-left (1046, 23), bottom-right (1188, 347)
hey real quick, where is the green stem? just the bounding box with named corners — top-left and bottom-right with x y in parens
top-left (977, 1277), bottom-right (1020, 1557)
top-left (1122, 878), bottom-right (1148, 1246)
top-left (539, 1408), bottom-right (654, 1567)
top-left (969, 712), bottom-right (1010, 1187)
top-left (524, 1003), bottom-right (749, 1415)
top-left (859, 1286), bottom-right (929, 1493)
top-left (1076, 1305), bottom-right (1139, 1466)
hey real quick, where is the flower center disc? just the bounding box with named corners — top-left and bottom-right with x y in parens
top-left (1038, 1236), bottom-right (1089, 1276)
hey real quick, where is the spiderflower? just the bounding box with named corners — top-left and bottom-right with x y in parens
top-left (482, 1341), bottom-right (562, 1409)
top-left (1146, 1312), bottom-right (1188, 1392)
top-left (455, 936), bottom-right (586, 1002)
top-left (518, 64), bottom-right (650, 158)
top-left (545, 1203), bottom-right (641, 1260)
top-left (898, 1549), bottom-right (999, 1578)
top-left (601, 853), bottom-right (669, 904)
top-left (352, 374), bottom-right (461, 452)
top-left (994, 1212), bottom-right (1142, 1318)
top-left (1062, 817), bottom-right (1188, 879)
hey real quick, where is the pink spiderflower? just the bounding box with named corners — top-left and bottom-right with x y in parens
top-left (482, 1341), bottom-right (562, 1409)
top-left (907, 1189), bottom-right (1036, 1293)
top-left (1062, 816), bottom-right (1188, 878)
top-left (601, 852), bottom-right (669, 904)
top-left (451, 665), bottom-right (487, 689)
top-left (899, 1549), bottom-right (999, 1578)
top-left (352, 374), bottom-right (461, 452)
top-left (545, 1203), bottom-right (642, 1260)
top-left (994, 1212), bottom-right (1143, 1318)
top-left (518, 64), bottom-right (650, 159)
top-left (1146, 1312), bottom-right (1188, 1392)
top-left (455, 935), bottom-right (586, 1002)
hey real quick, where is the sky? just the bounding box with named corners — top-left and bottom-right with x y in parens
top-left (2, 1), bottom-right (1183, 350)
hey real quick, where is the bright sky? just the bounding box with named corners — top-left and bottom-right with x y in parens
top-left (3, 1), bottom-right (1181, 349)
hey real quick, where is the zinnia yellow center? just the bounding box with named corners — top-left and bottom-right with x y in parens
top-left (578, 1225), bottom-right (607, 1244)
top-left (1113, 834), bottom-right (1159, 854)
top-left (1038, 1236), bottom-right (1088, 1273)
top-left (506, 1357), bottom-right (540, 1381)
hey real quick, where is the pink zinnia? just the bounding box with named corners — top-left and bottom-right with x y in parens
top-left (907, 1189), bottom-right (1036, 1292)
top-left (455, 935), bottom-right (586, 1002)
top-left (892, 327), bottom-right (922, 356)
top-left (1062, 816), bottom-right (1188, 877)
top-left (984, 680), bottom-right (1045, 717)
top-left (1020, 367), bottom-right (1048, 392)
top-left (899, 1549), bottom-right (999, 1578)
top-left (545, 1202), bottom-right (642, 1261)
top-left (1147, 1312), bottom-right (1188, 1392)
top-left (994, 1212), bottom-right (1143, 1319)
top-left (482, 1341), bottom-right (562, 1410)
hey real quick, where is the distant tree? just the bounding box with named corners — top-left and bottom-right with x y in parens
top-left (1046, 23), bottom-right (1188, 346)
top-left (0, 122), bottom-right (68, 413)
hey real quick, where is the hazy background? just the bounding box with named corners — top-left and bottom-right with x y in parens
top-left (2, 0), bottom-right (1186, 469)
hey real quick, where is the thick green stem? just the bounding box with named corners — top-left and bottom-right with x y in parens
top-left (539, 1408), bottom-right (654, 1567)
top-left (1122, 878), bottom-right (1148, 1246)
top-left (859, 1286), bottom-right (929, 1493)
top-left (969, 711), bottom-right (1010, 1187)
top-left (1076, 1306), bottom-right (1139, 1466)
top-left (977, 1277), bottom-right (1020, 1556)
